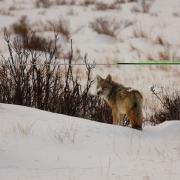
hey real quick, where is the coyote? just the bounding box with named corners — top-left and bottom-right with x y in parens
top-left (96, 74), bottom-right (143, 130)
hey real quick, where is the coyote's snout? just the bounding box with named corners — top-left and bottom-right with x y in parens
top-left (96, 74), bottom-right (143, 130)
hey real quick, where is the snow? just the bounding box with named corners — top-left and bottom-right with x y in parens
top-left (0, 103), bottom-right (180, 180)
top-left (1, 0), bottom-right (180, 179)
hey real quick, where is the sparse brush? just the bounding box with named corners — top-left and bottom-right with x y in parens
top-left (90, 17), bottom-right (133, 38)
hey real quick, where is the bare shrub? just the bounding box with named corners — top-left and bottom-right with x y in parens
top-left (90, 17), bottom-right (133, 38)
top-left (35, 0), bottom-right (53, 8)
top-left (0, 30), bottom-right (113, 124)
top-left (144, 85), bottom-right (180, 126)
top-left (131, 0), bottom-right (154, 13)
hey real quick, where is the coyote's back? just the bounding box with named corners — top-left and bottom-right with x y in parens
top-left (96, 74), bottom-right (143, 130)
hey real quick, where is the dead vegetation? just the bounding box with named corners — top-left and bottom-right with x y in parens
top-left (90, 17), bottom-right (133, 38)
top-left (10, 15), bottom-right (71, 41)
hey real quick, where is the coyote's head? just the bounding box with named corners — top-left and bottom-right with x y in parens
top-left (96, 74), bottom-right (112, 97)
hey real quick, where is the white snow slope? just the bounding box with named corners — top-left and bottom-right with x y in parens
top-left (0, 103), bottom-right (180, 180)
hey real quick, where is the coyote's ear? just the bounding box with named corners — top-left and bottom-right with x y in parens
top-left (106, 74), bottom-right (112, 83)
top-left (96, 75), bottom-right (102, 81)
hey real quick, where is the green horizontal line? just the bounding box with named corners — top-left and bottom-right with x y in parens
top-left (116, 62), bottom-right (180, 65)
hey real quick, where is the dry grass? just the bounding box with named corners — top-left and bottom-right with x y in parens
top-left (79, 0), bottom-right (96, 6)
top-left (50, 122), bottom-right (78, 143)
top-left (131, 0), bottom-right (154, 13)
top-left (158, 46), bottom-right (170, 61)
top-left (146, 53), bottom-right (155, 61)
top-left (90, 17), bottom-right (133, 38)
top-left (129, 43), bottom-right (137, 52)
top-left (11, 121), bottom-right (36, 136)
top-left (153, 36), bottom-right (167, 46)
top-left (173, 11), bottom-right (180, 17)
top-left (132, 24), bottom-right (150, 38)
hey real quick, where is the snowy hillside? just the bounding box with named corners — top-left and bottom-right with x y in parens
top-left (0, 103), bottom-right (180, 180)
top-left (0, 0), bottom-right (180, 179)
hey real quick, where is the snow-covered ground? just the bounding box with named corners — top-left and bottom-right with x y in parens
top-left (1, 103), bottom-right (180, 180)
top-left (1, 1), bottom-right (180, 179)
